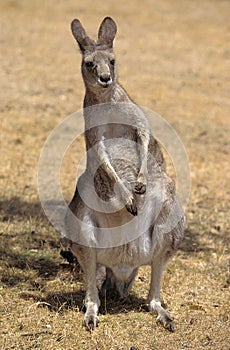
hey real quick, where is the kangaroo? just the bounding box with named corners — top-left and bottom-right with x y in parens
top-left (65, 17), bottom-right (185, 332)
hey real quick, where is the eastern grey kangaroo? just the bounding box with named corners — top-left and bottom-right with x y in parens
top-left (65, 17), bottom-right (185, 332)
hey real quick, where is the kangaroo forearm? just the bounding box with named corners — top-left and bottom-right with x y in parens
top-left (96, 141), bottom-right (122, 184)
top-left (137, 128), bottom-right (149, 176)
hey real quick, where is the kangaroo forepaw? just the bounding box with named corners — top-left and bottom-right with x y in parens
top-left (135, 172), bottom-right (147, 194)
top-left (114, 181), bottom-right (138, 215)
top-left (125, 198), bottom-right (138, 216)
top-left (134, 181), bottom-right (146, 194)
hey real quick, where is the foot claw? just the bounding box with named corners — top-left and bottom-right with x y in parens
top-left (84, 314), bottom-right (100, 331)
top-left (88, 321), bottom-right (94, 331)
top-left (156, 314), bottom-right (174, 332)
top-left (168, 321), bottom-right (174, 333)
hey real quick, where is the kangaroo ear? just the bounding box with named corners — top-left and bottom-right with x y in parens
top-left (98, 17), bottom-right (117, 48)
top-left (71, 19), bottom-right (94, 52)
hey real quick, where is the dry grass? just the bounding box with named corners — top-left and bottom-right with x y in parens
top-left (0, 0), bottom-right (229, 349)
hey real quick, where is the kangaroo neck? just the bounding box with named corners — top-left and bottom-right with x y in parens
top-left (83, 82), bottom-right (130, 108)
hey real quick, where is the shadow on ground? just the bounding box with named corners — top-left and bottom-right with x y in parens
top-left (19, 288), bottom-right (148, 316)
top-left (1, 196), bottom-right (225, 315)
top-left (0, 196), bottom-right (49, 221)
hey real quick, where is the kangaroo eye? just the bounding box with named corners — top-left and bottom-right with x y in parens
top-left (85, 61), bottom-right (94, 68)
top-left (110, 59), bottom-right (115, 66)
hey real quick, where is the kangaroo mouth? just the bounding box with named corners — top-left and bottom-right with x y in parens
top-left (98, 78), bottom-right (113, 88)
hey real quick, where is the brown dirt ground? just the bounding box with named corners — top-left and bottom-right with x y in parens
top-left (0, 0), bottom-right (229, 349)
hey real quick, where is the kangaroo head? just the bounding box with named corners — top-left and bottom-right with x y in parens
top-left (71, 17), bottom-right (117, 89)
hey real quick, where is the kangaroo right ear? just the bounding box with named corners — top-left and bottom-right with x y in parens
top-left (71, 19), bottom-right (94, 52)
top-left (98, 17), bottom-right (117, 48)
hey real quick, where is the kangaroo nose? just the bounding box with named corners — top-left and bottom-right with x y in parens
top-left (99, 74), bottom-right (111, 83)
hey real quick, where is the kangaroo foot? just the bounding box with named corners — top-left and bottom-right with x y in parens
top-left (149, 300), bottom-right (174, 332)
top-left (84, 312), bottom-right (100, 331)
top-left (83, 303), bottom-right (100, 331)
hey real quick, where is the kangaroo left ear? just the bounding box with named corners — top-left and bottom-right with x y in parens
top-left (71, 19), bottom-right (94, 52)
top-left (97, 17), bottom-right (117, 48)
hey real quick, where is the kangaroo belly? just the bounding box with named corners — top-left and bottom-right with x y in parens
top-left (111, 265), bottom-right (135, 281)
top-left (96, 234), bottom-right (153, 278)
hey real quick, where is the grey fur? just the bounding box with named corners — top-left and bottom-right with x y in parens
top-left (65, 17), bottom-right (185, 331)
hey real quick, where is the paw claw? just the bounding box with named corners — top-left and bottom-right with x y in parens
top-left (125, 199), bottom-right (138, 216)
top-left (134, 182), bottom-right (146, 194)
